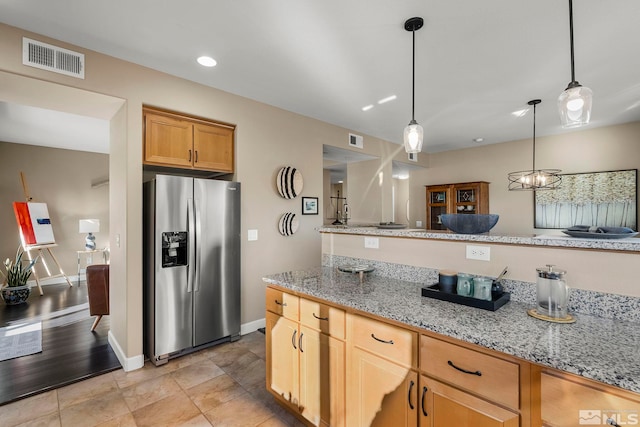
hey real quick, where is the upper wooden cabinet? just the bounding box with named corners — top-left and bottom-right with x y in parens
top-left (425, 181), bottom-right (490, 230)
top-left (143, 107), bottom-right (235, 173)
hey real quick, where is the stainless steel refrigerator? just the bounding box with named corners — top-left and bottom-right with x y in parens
top-left (143, 174), bottom-right (241, 366)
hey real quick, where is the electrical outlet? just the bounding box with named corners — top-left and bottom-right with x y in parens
top-left (416, 220), bottom-right (423, 227)
top-left (466, 245), bottom-right (490, 261)
top-left (364, 237), bottom-right (379, 249)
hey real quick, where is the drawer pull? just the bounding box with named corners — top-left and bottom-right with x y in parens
top-left (447, 360), bottom-right (482, 376)
top-left (188, 149), bottom-right (192, 162)
top-left (299, 333), bottom-right (304, 353)
top-left (195, 150), bottom-right (198, 163)
top-left (292, 330), bottom-right (297, 350)
top-left (275, 300), bottom-right (287, 307)
top-left (407, 380), bottom-right (415, 410)
top-left (312, 313), bottom-right (329, 321)
top-left (421, 386), bottom-right (428, 416)
top-left (371, 333), bottom-right (394, 345)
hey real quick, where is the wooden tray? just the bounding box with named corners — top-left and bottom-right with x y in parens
top-left (421, 283), bottom-right (510, 311)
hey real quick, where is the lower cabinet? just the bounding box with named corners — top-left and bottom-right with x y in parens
top-left (266, 307), bottom-right (345, 426)
top-left (540, 369), bottom-right (640, 427)
top-left (420, 376), bottom-right (519, 427)
top-left (347, 346), bottom-right (418, 426)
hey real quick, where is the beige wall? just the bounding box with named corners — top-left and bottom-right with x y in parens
top-left (322, 233), bottom-right (640, 298)
top-left (414, 122), bottom-right (640, 234)
top-left (0, 22), bottom-right (361, 366)
top-left (0, 142), bottom-right (110, 276)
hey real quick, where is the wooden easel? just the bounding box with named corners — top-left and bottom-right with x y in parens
top-left (18, 172), bottom-right (73, 295)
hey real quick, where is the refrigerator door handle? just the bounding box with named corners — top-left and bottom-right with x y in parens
top-left (187, 198), bottom-right (195, 293)
top-left (194, 198), bottom-right (202, 292)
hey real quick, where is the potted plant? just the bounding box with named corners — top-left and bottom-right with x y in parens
top-left (1, 247), bottom-right (38, 305)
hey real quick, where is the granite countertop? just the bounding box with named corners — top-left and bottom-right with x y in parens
top-left (263, 266), bottom-right (640, 394)
top-left (317, 225), bottom-right (640, 252)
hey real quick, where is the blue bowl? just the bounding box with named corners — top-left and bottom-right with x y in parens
top-left (440, 214), bottom-right (499, 234)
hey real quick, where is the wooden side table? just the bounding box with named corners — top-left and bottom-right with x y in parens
top-left (77, 248), bottom-right (109, 285)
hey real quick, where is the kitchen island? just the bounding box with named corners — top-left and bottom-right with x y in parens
top-left (264, 225), bottom-right (640, 426)
top-left (265, 266), bottom-right (640, 393)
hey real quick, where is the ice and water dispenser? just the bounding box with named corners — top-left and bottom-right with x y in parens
top-left (161, 231), bottom-right (187, 268)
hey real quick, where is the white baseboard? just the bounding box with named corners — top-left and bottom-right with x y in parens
top-left (108, 330), bottom-right (144, 372)
top-left (241, 317), bottom-right (265, 335)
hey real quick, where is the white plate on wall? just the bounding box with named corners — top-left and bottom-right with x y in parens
top-left (279, 212), bottom-right (299, 236)
top-left (276, 166), bottom-right (303, 199)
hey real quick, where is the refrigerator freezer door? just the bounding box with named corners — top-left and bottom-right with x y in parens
top-left (154, 175), bottom-right (194, 356)
top-left (193, 179), bottom-right (241, 346)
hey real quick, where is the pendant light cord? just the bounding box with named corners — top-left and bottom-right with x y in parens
top-left (532, 102), bottom-right (537, 171)
top-left (568, 0), bottom-right (576, 83)
top-left (411, 28), bottom-right (416, 121)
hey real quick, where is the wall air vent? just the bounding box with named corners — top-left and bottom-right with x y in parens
top-left (22, 37), bottom-right (85, 79)
top-left (348, 133), bottom-right (363, 149)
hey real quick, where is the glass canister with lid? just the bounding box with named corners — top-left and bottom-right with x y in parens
top-left (536, 265), bottom-right (569, 318)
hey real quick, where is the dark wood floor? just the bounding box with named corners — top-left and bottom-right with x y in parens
top-left (0, 282), bottom-right (121, 406)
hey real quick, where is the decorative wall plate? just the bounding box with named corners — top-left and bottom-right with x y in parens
top-left (276, 166), bottom-right (303, 199)
top-left (278, 212), bottom-right (299, 236)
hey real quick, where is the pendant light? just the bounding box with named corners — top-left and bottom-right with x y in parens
top-left (403, 17), bottom-right (424, 154)
top-left (558, 0), bottom-right (592, 128)
top-left (508, 100), bottom-right (562, 191)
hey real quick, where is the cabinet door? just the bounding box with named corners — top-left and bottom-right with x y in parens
top-left (266, 312), bottom-right (299, 407)
top-left (422, 376), bottom-right (519, 427)
top-left (347, 346), bottom-right (418, 427)
top-left (144, 112), bottom-right (193, 168)
top-left (193, 122), bottom-right (234, 172)
top-left (541, 371), bottom-right (640, 427)
top-left (425, 186), bottom-right (452, 230)
top-left (299, 326), bottom-right (345, 427)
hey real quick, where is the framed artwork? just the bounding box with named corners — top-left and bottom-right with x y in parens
top-left (302, 197), bottom-right (319, 215)
top-left (534, 169), bottom-right (637, 229)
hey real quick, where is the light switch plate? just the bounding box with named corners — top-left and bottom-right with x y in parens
top-left (248, 229), bottom-right (258, 241)
top-left (416, 220), bottom-right (423, 227)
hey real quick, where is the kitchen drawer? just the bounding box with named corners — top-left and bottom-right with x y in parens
top-left (266, 287), bottom-right (299, 320)
top-left (300, 298), bottom-right (345, 339)
top-left (420, 335), bottom-right (520, 410)
top-left (350, 314), bottom-right (417, 368)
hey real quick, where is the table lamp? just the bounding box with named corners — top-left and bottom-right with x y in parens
top-left (79, 219), bottom-right (100, 250)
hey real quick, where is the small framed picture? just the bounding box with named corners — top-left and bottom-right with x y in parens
top-left (302, 197), bottom-right (319, 215)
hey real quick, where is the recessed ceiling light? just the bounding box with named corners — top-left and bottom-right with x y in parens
top-left (378, 95), bottom-right (397, 104)
top-left (197, 56), bottom-right (217, 67)
top-left (362, 104), bottom-right (374, 112)
top-left (511, 108), bottom-right (528, 117)
top-left (473, 138), bottom-right (484, 143)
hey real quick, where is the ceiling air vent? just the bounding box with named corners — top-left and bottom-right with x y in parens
top-left (22, 37), bottom-right (85, 79)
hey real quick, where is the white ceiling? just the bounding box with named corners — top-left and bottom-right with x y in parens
top-left (1, 0), bottom-right (639, 153)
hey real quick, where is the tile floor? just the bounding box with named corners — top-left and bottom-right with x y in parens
top-left (2, 331), bottom-right (306, 427)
